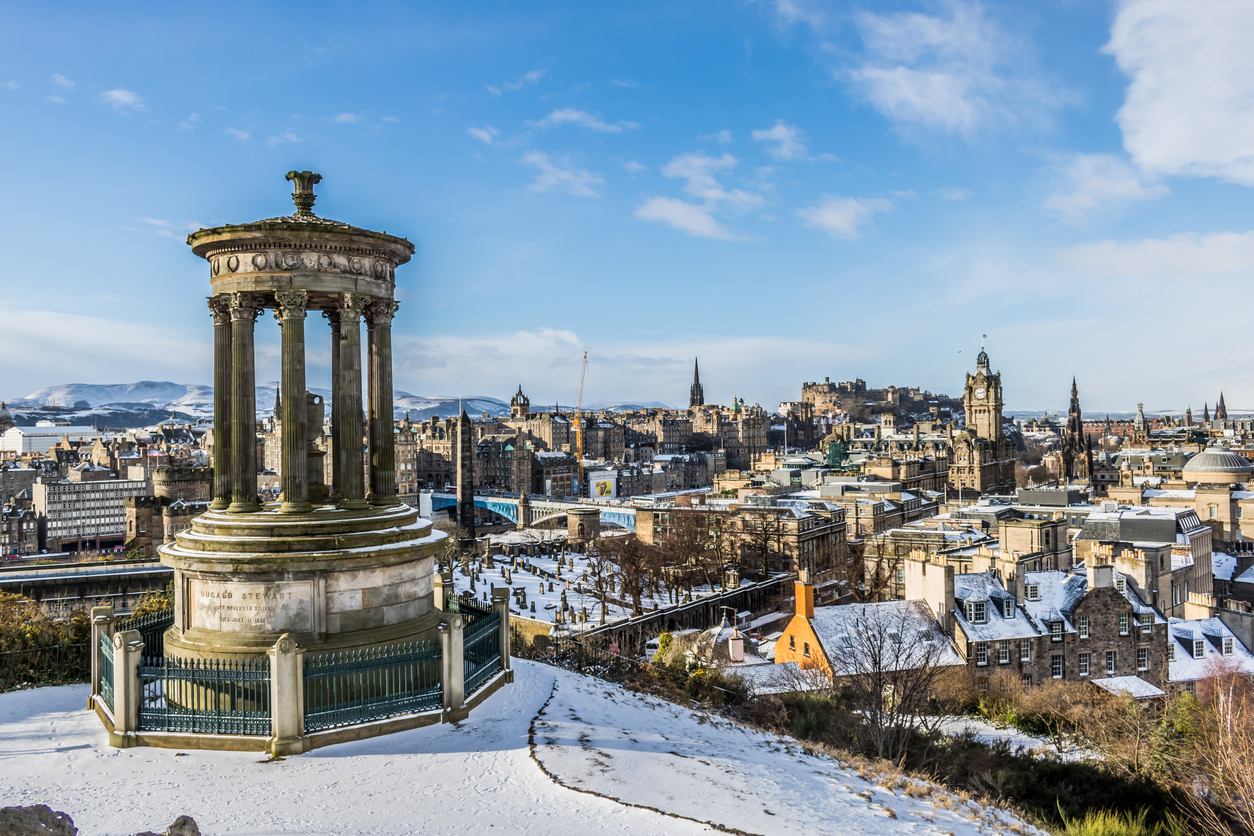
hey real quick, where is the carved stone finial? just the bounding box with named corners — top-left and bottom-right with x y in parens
top-left (285, 170), bottom-right (322, 217)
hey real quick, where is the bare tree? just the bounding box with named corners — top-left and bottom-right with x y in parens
top-left (832, 601), bottom-right (959, 763)
top-left (860, 537), bottom-right (907, 603)
top-left (600, 535), bottom-right (665, 616)
top-left (739, 508), bottom-right (788, 576)
top-left (1182, 659), bottom-right (1254, 835)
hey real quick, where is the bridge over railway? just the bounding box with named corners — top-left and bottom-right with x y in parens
top-left (0, 559), bottom-right (172, 615)
top-left (419, 490), bottom-right (639, 532)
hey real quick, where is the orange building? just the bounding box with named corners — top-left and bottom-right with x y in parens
top-left (775, 570), bottom-right (834, 675)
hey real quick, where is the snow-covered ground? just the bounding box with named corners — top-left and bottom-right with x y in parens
top-left (937, 715), bottom-right (1092, 762)
top-left (0, 661), bottom-right (1045, 835)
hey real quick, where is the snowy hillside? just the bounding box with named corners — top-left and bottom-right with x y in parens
top-left (18, 381), bottom-right (213, 411)
top-left (0, 661), bottom-right (1044, 835)
top-left (393, 392), bottom-right (510, 420)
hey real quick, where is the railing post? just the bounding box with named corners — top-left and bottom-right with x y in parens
top-left (111, 629), bottom-right (143, 743)
top-left (268, 633), bottom-right (305, 756)
top-left (492, 587), bottom-right (512, 684)
top-left (440, 614), bottom-right (465, 722)
top-left (89, 604), bottom-right (115, 706)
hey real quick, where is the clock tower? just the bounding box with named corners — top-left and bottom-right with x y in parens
top-left (963, 348), bottom-right (1003, 441)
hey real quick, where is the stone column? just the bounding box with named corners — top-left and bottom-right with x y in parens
top-left (208, 297), bottom-right (232, 511)
top-left (267, 633), bottom-right (305, 756)
top-left (440, 615), bottom-right (466, 723)
top-left (275, 291), bottom-right (312, 513)
top-left (492, 586), bottom-right (512, 681)
top-left (88, 604), bottom-right (114, 705)
top-left (336, 293), bottom-right (368, 510)
top-left (367, 300), bottom-right (400, 506)
top-left (228, 293), bottom-right (264, 513)
top-left (323, 310), bottom-right (342, 497)
top-left (111, 630), bottom-right (143, 739)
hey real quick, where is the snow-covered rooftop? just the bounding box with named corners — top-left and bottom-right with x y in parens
top-left (1168, 616), bottom-right (1254, 683)
top-left (1090, 676), bottom-right (1166, 700)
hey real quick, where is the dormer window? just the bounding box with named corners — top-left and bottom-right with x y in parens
top-left (967, 600), bottom-right (988, 624)
top-left (1168, 642), bottom-right (1175, 661)
top-left (1002, 599), bottom-right (1014, 619)
top-left (1193, 640), bottom-right (1205, 660)
top-left (1026, 584), bottom-right (1040, 602)
top-left (1224, 637), bottom-right (1235, 656)
top-left (1115, 577), bottom-right (1127, 593)
top-left (1050, 622), bottom-right (1064, 642)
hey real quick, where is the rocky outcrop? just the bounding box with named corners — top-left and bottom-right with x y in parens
top-left (0, 808), bottom-right (199, 836)
top-left (0, 806), bottom-right (76, 836)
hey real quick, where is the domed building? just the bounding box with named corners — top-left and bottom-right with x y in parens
top-left (1181, 444), bottom-right (1254, 486)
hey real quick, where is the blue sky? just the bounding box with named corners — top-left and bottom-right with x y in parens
top-left (2, 0), bottom-right (1253, 415)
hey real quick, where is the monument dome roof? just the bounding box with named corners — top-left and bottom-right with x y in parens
top-left (1182, 444), bottom-right (1254, 483)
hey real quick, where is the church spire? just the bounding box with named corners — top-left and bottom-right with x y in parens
top-left (1203, 402), bottom-right (1211, 423)
top-left (689, 357), bottom-right (705, 408)
top-left (1218, 391), bottom-right (1228, 421)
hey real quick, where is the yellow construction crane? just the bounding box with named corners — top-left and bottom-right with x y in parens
top-left (574, 350), bottom-right (587, 497)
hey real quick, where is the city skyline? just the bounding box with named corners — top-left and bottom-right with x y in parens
top-left (2, 1), bottom-right (1253, 411)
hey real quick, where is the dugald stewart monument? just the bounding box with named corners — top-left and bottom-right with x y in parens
top-left (87, 172), bottom-right (510, 756)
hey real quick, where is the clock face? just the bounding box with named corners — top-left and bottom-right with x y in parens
top-left (974, 387), bottom-right (986, 400)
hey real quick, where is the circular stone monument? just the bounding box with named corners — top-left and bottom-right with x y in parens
top-left (159, 172), bottom-right (444, 659)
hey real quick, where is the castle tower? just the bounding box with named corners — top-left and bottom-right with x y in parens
top-left (690, 358), bottom-right (705, 408)
top-left (963, 347), bottom-right (1002, 442)
top-left (161, 171), bottom-right (443, 662)
top-left (510, 384), bottom-right (530, 419)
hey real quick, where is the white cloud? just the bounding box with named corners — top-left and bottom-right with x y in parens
top-left (529, 108), bottom-right (639, 133)
top-left (225, 128), bottom-right (251, 140)
top-left (141, 218), bottom-right (205, 240)
top-left (1106, 0), bottom-right (1254, 185)
top-left (3, 81), bottom-right (17, 90)
top-left (99, 88), bottom-right (145, 112)
top-left (46, 96), bottom-right (65, 105)
top-left (1060, 230), bottom-right (1254, 277)
top-left (487, 69), bottom-right (547, 96)
top-left (468, 125), bottom-right (499, 145)
top-left (751, 120), bottom-right (808, 160)
top-left (0, 305), bottom-right (209, 392)
top-left (333, 112), bottom-right (359, 123)
top-left (937, 187), bottom-right (974, 201)
top-left (177, 113), bottom-right (201, 131)
top-left (890, 189), bottom-right (921, 200)
top-left (796, 195), bottom-right (892, 239)
top-left (660, 152), bottom-right (764, 212)
top-left (51, 73), bottom-right (74, 89)
top-left (266, 133), bottom-right (301, 147)
top-left (381, 116), bottom-right (399, 123)
top-left (699, 129), bottom-right (733, 144)
top-left (611, 79), bottom-right (639, 89)
top-left (521, 152), bottom-right (603, 198)
top-left (839, 0), bottom-right (1062, 135)
top-left (634, 197), bottom-right (739, 240)
top-left (622, 161), bottom-right (646, 174)
top-left (1043, 154), bottom-right (1169, 223)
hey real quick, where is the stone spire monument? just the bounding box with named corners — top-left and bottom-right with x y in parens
top-left (160, 171), bottom-right (444, 660)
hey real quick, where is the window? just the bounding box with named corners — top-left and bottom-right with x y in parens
top-left (1050, 622), bottom-right (1063, 642)
top-left (1051, 655), bottom-right (1064, 679)
top-left (998, 641), bottom-right (1010, 664)
top-left (803, 642), bottom-right (810, 658)
top-left (1141, 614), bottom-right (1152, 634)
top-left (1078, 615), bottom-right (1090, 639)
top-left (1106, 650), bottom-right (1117, 675)
top-left (1138, 648), bottom-right (1149, 671)
top-left (1022, 673), bottom-right (1033, 686)
top-left (969, 600), bottom-right (988, 624)
top-left (896, 567), bottom-right (905, 585)
top-left (1115, 577), bottom-right (1127, 593)
top-left (789, 635), bottom-right (795, 651)
top-left (1020, 639), bottom-right (1032, 662)
top-left (1224, 637), bottom-right (1235, 656)
top-left (1079, 653), bottom-right (1090, 677)
top-left (1026, 584), bottom-right (1041, 601)
top-left (1002, 599), bottom-right (1014, 618)
top-left (1185, 681), bottom-right (1196, 695)
top-left (977, 678), bottom-right (989, 693)
top-left (975, 642), bottom-right (988, 666)
top-left (1193, 640), bottom-right (1205, 660)
top-left (1168, 642), bottom-right (1175, 661)
top-left (1119, 613), bottom-right (1130, 636)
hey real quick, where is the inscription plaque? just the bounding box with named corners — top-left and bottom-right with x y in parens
top-left (189, 579), bottom-right (315, 633)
